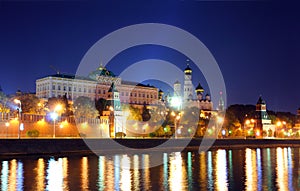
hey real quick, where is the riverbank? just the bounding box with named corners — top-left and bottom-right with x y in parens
top-left (0, 138), bottom-right (299, 157)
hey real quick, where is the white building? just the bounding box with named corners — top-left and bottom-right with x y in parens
top-left (36, 65), bottom-right (159, 106)
top-left (168, 63), bottom-right (213, 111)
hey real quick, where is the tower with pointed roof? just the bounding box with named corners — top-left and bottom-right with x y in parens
top-left (255, 96), bottom-right (273, 137)
top-left (183, 61), bottom-right (194, 101)
top-left (103, 83), bottom-right (125, 137)
top-left (195, 83), bottom-right (204, 100)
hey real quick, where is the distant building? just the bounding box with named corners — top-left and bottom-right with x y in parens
top-left (294, 107), bottom-right (300, 130)
top-left (255, 96), bottom-right (275, 137)
top-left (36, 65), bottom-right (159, 106)
top-left (162, 61), bottom-right (213, 111)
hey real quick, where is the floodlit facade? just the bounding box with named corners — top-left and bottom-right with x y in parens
top-left (163, 63), bottom-right (214, 111)
top-left (36, 65), bottom-right (159, 106)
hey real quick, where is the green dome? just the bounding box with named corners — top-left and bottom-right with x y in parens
top-left (88, 65), bottom-right (115, 80)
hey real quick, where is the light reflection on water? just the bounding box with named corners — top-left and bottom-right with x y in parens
top-left (0, 147), bottom-right (299, 191)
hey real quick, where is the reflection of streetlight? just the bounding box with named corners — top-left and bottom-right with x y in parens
top-left (14, 99), bottom-right (22, 139)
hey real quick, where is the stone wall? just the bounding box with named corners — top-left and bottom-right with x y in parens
top-left (0, 113), bottom-right (109, 138)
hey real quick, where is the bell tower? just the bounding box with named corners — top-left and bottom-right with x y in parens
top-left (183, 61), bottom-right (194, 101)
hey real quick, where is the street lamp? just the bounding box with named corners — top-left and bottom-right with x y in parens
top-left (14, 99), bottom-right (22, 139)
top-left (50, 112), bottom-right (58, 138)
top-left (217, 116), bottom-right (224, 138)
top-left (5, 122), bottom-right (9, 138)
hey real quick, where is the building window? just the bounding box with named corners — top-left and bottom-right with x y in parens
top-left (88, 89), bottom-right (91, 93)
top-left (98, 90), bottom-right (101, 94)
top-left (74, 87), bottom-right (76, 92)
top-left (121, 92), bottom-right (124, 96)
top-left (63, 86), bottom-right (66, 91)
top-left (68, 87), bottom-right (71, 91)
top-left (103, 90), bottom-right (106, 94)
top-left (126, 92), bottom-right (129, 96)
top-left (79, 88), bottom-right (81, 92)
top-left (151, 95), bottom-right (153, 98)
top-left (84, 88), bottom-right (86, 93)
top-left (143, 94), bottom-right (145, 97)
top-left (134, 93), bottom-right (137, 97)
top-left (147, 94), bottom-right (149, 98)
top-left (58, 86), bottom-right (61, 90)
top-left (52, 85), bottom-right (55, 90)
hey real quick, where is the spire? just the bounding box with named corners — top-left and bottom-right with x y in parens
top-left (174, 80), bottom-right (180, 85)
top-left (184, 59), bottom-right (192, 75)
top-left (195, 83), bottom-right (204, 94)
top-left (98, 61), bottom-right (104, 70)
top-left (108, 82), bottom-right (118, 93)
top-left (257, 95), bottom-right (265, 105)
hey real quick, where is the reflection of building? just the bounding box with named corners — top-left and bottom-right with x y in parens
top-left (36, 65), bottom-right (159, 106)
top-left (255, 96), bottom-right (275, 137)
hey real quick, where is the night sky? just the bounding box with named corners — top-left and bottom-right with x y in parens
top-left (0, 1), bottom-right (299, 113)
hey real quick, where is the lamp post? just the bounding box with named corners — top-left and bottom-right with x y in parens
top-left (14, 99), bottom-right (21, 139)
top-left (171, 111), bottom-right (181, 138)
top-left (217, 116), bottom-right (224, 138)
top-left (5, 122), bottom-right (9, 138)
top-left (50, 112), bottom-right (58, 138)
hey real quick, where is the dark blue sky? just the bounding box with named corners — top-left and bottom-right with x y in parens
top-left (0, 1), bottom-right (299, 113)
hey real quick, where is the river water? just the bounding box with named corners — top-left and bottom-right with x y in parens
top-left (0, 147), bottom-right (299, 191)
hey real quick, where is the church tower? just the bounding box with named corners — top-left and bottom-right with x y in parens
top-left (195, 83), bottom-right (204, 100)
top-left (174, 80), bottom-right (181, 98)
top-left (183, 62), bottom-right (194, 101)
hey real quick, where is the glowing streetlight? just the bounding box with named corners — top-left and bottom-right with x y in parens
top-left (55, 104), bottom-right (62, 112)
top-left (5, 122), bottom-right (9, 138)
top-left (14, 99), bottom-right (22, 139)
top-left (170, 97), bottom-right (182, 110)
top-left (50, 112), bottom-right (58, 138)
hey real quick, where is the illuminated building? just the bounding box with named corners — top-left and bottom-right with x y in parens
top-left (254, 96), bottom-right (275, 137)
top-left (35, 65), bottom-right (158, 106)
top-left (162, 62), bottom-right (213, 110)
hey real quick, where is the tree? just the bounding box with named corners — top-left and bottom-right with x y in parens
top-left (13, 93), bottom-right (40, 114)
top-left (62, 93), bottom-right (72, 116)
top-left (126, 105), bottom-right (142, 121)
top-left (73, 96), bottom-right (99, 118)
top-left (95, 98), bottom-right (107, 116)
top-left (45, 97), bottom-right (66, 114)
top-left (0, 91), bottom-right (10, 113)
top-left (141, 102), bottom-right (151, 122)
